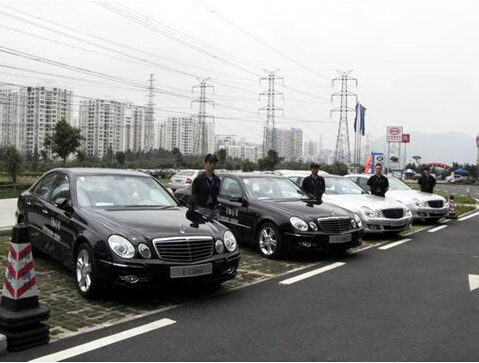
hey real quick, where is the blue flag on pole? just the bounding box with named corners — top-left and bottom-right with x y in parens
top-left (354, 103), bottom-right (367, 135)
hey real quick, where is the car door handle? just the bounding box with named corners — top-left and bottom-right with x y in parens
top-left (41, 208), bottom-right (49, 215)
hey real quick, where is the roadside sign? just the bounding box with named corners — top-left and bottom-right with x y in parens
top-left (402, 134), bottom-right (410, 143)
top-left (386, 126), bottom-right (403, 142)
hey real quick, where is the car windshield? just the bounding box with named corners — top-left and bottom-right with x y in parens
top-left (242, 177), bottom-right (310, 200)
top-left (387, 177), bottom-right (412, 191)
top-left (76, 175), bottom-right (177, 208)
top-left (325, 177), bottom-right (367, 195)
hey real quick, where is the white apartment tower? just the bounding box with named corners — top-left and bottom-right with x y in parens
top-left (0, 86), bottom-right (72, 155)
top-left (79, 99), bottom-right (125, 159)
top-left (276, 127), bottom-right (303, 161)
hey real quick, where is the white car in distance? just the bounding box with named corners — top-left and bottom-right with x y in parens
top-left (347, 174), bottom-right (448, 222)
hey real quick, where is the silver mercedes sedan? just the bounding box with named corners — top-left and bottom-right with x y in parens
top-left (347, 174), bottom-right (448, 222)
top-left (286, 174), bottom-right (413, 234)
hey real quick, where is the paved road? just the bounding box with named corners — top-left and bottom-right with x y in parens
top-left (4, 211), bottom-right (479, 361)
top-left (0, 198), bottom-right (17, 229)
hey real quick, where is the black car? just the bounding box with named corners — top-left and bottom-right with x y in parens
top-left (16, 168), bottom-right (240, 299)
top-left (175, 173), bottom-right (364, 259)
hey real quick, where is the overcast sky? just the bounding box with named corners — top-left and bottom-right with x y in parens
top-left (1, 0), bottom-right (478, 151)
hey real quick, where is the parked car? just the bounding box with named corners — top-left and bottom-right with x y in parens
top-left (16, 168), bottom-right (240, 299)
top-left (175, 173), bottom-right (364, 259)
top-left (347, 174), bottom-right (448, 222)
top-left (168, 169), bottom-right (202, 191)
top-left (286, 173), bottom-right (413, 235)
top-left (448, 176), bottom-right (478, 184)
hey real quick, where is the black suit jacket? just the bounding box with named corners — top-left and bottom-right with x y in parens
top-left (302, 175), bottom-right (326, 200)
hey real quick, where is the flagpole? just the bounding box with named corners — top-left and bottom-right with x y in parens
top-left (357, 102), bottom-right (362, 173)
top-left (353, 102), bottom-right (358, 173)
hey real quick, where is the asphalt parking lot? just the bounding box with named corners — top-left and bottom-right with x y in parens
top-left (0, 221), bottom-right (454, 341)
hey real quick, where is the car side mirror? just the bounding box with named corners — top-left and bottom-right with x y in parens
top-left (55, 198), bottom-right (72, 211)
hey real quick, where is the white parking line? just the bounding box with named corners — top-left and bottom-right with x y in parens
top-left (279, 262), bottom-right (345, 285)
top-left (439, 219), bottom-right (451, 224)
top-left (378, 238), bottom-right (412, 250)
top-left (459, 211), bottom-right (479, 221)
top-left (428, 225), bottom-right (448, 233)
top-left (30, 318), bottom-right (176, 362)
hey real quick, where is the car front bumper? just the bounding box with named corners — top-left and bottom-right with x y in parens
top-left (411, 206), bottom-right (448, 220)
top-left (284, 228), bottom-right (364, 250)
top-left (362, 215), bottom-right (413, 233)
top-left (98, 252), bottom-right (240, 287)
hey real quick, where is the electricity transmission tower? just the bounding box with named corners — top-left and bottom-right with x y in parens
top-left (192, 78), bottom-right (214, 156)
top-left (259, 69), bottom-right (283, 156)
top-left (144, 74), bottom-right (155, 151)
top-left (331, 70), bottom-right (357, 164)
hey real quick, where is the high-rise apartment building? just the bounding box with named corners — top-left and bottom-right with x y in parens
top-left (159, 117), bottom-right (214, 155)
top-left (303, 141), bottom-right (319, 162)
top-left (276, 127), bottom-right (303, 161)
top-left (0, 86), bottom-right (72, 155)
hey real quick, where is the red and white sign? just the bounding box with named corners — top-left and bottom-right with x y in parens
top-left (2, 242), bottom-right (38, 300)
top-left (402, 134), bottom-right (410, 143)
top-left (386, 126), bottom-right (403, 142)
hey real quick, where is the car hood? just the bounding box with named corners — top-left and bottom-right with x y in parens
top-left (86, 207), bottom-right (225, 243)
top-left (323, 194), bottom-right (404, 213)
top-left (386, 190), bottom-right (446, 204)
top-left (256, 199), bottom-right (352, 219)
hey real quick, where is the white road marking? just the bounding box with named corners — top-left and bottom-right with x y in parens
top-left (459, 211), bottom-right (479, 221)
top-left (30, 318), bottom-right (176, 362)
top-left (439, 219), bottom-right (451, 224)
top-left (428, 225), bottom-right (448, 233)
top-left (279, 262), bottom-right (345, 285)
top-left (469, 274), bottom-right (479, 292)
top-left (378, 238), bottom-right (412, 250)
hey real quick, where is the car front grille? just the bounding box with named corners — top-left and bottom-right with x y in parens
top-left (381, 208), bottom-right (404, 219)
top-left (317, 217), bottom-right (351, 233)
top-left (427, 200), bottom-right (444, 208)
top-left (153, 236), bottom-right (213, 262)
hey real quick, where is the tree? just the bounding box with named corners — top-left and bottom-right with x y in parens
top-left (241, 159), bottom-right (256, 172)
top-left (257, 150), bottom-right (283, 171)
top-left (217, 149), bottom-right (227, 167)
top-left (172, 147), bottom-right (183, 168)
top-left (116, 151), bottom-right (126, 165)
top-left (44, 119), bottom-right (84, 165)
top-left (5, 146), bottom-right (22, 184)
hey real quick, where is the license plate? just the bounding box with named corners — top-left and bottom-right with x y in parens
top-left (389, 219), bottom-right (405, 226)
top-left (329, 234), bottom-right (352, 243)
top-left (430, 211), bottom-right (445, 215)
top-left (174, 179), bottom-right (183, 183)
top-left (170, 263), bottom-right (213, 278)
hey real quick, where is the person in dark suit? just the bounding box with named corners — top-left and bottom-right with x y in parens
top-left (367, 163), bottom-right (389, 197)
top-left (191, 154), bottom-right (221, 220)
top-left (301, 163), bottom-right (326, 201)
top-left (418, 167), bottom-right (436, 193)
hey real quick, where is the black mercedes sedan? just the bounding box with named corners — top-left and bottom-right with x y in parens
top-left (175, 173), bottom-right (364, 259)
top-left (15, 168), bottom-right (240, 299)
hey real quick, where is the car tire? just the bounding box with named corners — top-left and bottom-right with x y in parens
top-left (75, 243), bottom-right (102, 299)
top-left (257, 222), bottom-right (283, 259)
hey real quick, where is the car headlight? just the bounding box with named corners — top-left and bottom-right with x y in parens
top-left (138, 243), bottom-right (152, 259)
top-left (351, 219), bottom-right (357, 229)
top-left (223, 231), bottom-right (237, 252)
top-left (404, 207), bottom-right (412, 216)
top-left (361, 206), bottom-right (382, 218)
top-left (290, 217), bottom-right (308, 232)
top-left (413, 198), bottom-right (426, 207)
top-left (308, 221), bottom-right (318, 231)
top-left (215, 239), bottom-right (225, 254)
top-left (108, 235), bottom-right (135, 259)
top-left (353, 213), bottom-right (363, 228)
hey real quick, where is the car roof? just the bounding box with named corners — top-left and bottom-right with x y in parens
top-left (218, 172), bottom-right (285, 179)
top-left (48, 168), bottom-right (152, 177)
top-left (282, 170), bottom-right (330, 176)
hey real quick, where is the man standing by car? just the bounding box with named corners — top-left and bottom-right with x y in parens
top-left (191, 154), bottom-right (221, 220)
top-left (418, 167), bottom-right (437, 193)
top-left (302, 163), bottom-right (326, 201)
top-left (367, 163), bottom-right (389, 197)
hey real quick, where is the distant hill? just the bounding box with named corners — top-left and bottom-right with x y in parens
top-left (371, 132), bottom-right (477, 165)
